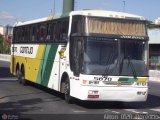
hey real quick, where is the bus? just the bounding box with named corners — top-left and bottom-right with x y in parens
top-left (10, 10), bottom-right (149, 103)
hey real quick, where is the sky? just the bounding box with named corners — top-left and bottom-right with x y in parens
top-left (0, 0), bottom-right (160, 26)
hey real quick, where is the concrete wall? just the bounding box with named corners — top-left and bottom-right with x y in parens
top-left (148, 29), bottom-right (160, 44)
top-left (148, 28), bottom-right (160, 69)
top-left (149, 70), bottom-right (160, 81)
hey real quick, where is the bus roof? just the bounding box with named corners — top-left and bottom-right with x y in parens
top-left (70, 10), bottom-right (145, 20)
top-left (14, 16), bottom-right (55, 27)
top-left (15, 10), bottom-right (145, 27)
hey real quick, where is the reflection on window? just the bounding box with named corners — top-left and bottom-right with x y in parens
top-left (121, 40), bottom-right (145, 60)
top-left (84, 39), bottom-right (118, 65)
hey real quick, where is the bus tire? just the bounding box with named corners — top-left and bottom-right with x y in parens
top-left (20, 67), bottom-right (26, 86)
top-left (64, 77), bottom-right (73, 103)
top-left (21, 72), bottom-right (26, 86)
top-left (16, 69), bottom-right (21, 84)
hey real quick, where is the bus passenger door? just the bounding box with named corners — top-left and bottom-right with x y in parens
top-left (58, 45), bottom-right (67, 90)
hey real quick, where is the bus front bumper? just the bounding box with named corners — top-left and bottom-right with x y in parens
top-left (72, 86), bottom-right (148, 102)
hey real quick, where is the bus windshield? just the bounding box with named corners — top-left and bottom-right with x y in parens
top-left (82, 37), bottom-right (148, 77)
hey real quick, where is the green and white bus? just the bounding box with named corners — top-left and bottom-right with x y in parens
top-left (10, 10), bottom-right (149, 103)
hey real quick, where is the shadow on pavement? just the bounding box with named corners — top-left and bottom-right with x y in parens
top-left (0, 94), bottom-right (63, 113)
top-left (26, 81), bottom-right (64, 99)
top-left (25, 82), bottom-right (160, 110)
top-left (72, 94), bottom-right (160, 109)
top-left (0, 81), bottom-right (63, 115)
top-left (0, 98), bottom-right (42, 113)
top-left (0, 67), bottom-right (13, 78)
top-left (14, 81), bottom-right (160, 110)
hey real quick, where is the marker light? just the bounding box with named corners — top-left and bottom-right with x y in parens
top-left (82, 80), bottom-right (87, 84)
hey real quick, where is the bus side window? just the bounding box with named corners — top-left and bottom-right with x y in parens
top-left (39, 23), bottom-right (47, 42)
top-left (25, 27), bottom-right (30, 42)
top-left (61, 20), bottom-right (68, 42)
top-left (21, 28), bottom-right (25, 42)
top-left (52, 22), bottom-right (56, 42)
top-left (54, 19), bottom-right (69, 43)
top-left (36, 24), bottom-right (40, 42)
top-left (71, 16), bottom-right (84, 34)
top-left (46, 23), bottom-right (52, 42)
top-left (22, 27), bottom-right (24, 42)
top-left (50, 23), bottom-right (54, 42)
top-left (18, 28), bottom-right (21, 43)
top-left (24, 27), bottom-right (27, 42)
top-left (31, 26), bottom-right (36, 42)
top-left (24, 27), bottom-right (26, 42)
top-left (18, 27), bottom-right (21, 42)
top-left (54, 21), bottom-right (61, 42)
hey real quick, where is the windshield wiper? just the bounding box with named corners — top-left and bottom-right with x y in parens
top-left (103, 53), bottom-right (115, 77)
top-left (127, 56), bottom-right (137, 79)
top-left (119, 55), bottom-right (124, 76)
top-left (103, 54), bottom-right (122, 77)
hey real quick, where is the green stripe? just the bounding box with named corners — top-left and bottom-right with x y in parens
top-left (36, 45), bottom-right (46, 84)
top-left (36, 44), bottom-right (58, 86)
top-left (118, 78), bottom-right (137, 82)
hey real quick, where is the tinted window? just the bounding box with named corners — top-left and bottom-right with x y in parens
top-left (12, 17), bottom-right (69, 44)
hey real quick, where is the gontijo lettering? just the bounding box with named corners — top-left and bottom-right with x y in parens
top-left (20, 47), bottom-right (33, 54)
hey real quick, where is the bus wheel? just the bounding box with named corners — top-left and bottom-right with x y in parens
top-left (19, 69), bottom-right (26, 86)
top-left (21, 72), bottom-right (26, 86)
top-left (64, 78), bottom-right (73, 103)
top-left (16, 69), bottom-right (21, 84)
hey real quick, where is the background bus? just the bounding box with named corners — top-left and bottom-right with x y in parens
top-left (10, 10), bottom-right (149, 103)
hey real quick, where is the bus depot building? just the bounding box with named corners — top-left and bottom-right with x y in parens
top-left (148, 28), bottom-right (160, 70)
